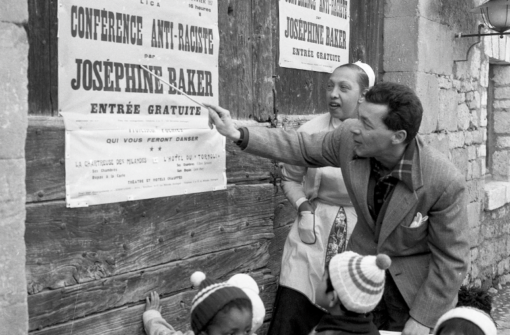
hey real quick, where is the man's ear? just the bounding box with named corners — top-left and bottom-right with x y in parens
top-left (328, 291), bottom-right (340, 308)
top-left (392, 130), bottom-right (407, 145)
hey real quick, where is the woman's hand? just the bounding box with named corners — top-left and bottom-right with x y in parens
top-left (205, 104), bottom-right (241, 141)
top-left (298, 201), bottom-right (314, 213)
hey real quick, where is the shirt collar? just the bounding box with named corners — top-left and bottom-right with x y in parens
top-left (371, 139), bottom-right (416, 191)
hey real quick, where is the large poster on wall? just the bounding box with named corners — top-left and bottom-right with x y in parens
top-left (278, 0), bottom-right (350, 72)
top-left (58, 0), bottom-right (225, 207)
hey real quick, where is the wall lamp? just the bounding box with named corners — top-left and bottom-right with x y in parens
top-left (456, 0), bottom-right (510, 38)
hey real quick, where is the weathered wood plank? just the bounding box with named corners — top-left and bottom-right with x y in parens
top-left (29, 242), bottom-right (269, 330)
top-left (25, 117), bottom-right (273, 202)
top-left (252, 0), bottom-right (274, 122)
top-left (218, 0), bottom-right (253, 120)
top-left (26, 184), bottom-right (274, 294)
top-left (27, 0), bottom-right (58, 116)
top-left (30, 271), bottom-right (277, 335)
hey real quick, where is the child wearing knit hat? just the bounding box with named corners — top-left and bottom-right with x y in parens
top-left (433, 307), bottom-right (497, 335)
top-left (143, 271), bottom-right (265, 335)
top-left (310, 251), bottom-right (392, 335)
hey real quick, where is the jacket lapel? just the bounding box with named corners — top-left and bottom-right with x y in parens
top-left (348, 158), bottom-right (375, 231)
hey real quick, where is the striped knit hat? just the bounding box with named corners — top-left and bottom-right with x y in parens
top-left (328, 251), bottom-right (391, 313)
top-left (189, 271), bottom-right (250, 333)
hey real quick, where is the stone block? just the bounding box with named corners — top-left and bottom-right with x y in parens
top-left (384, 17), bottom-right (419, 72)
top-left (457, 103), bottom-right (470, 130)
top-left (478, 241), bottom-right (496, 268)
top-left (485, 181), bottom-right (509, 210)
top-left (481, 90), bottom-right (487, 107)
top-left (471, 247), bottom-right (479, 261)
top-left (467, 202), bottom-right (481, 230)
top-left (457, 92), bottom-right (466, 105)
top-left (0, 1), bottom-right (27, 23)
top-left (495, 87), bottom-right (510, 100)
top-left (493, 66), bottom-right (510, 86)
top-left (0, 303), bottom-right (28, 334)
top-left (480, 107), bottom-right (487, 127)
top-left (437, 76), bottom-right (453, 89)
top-left (494, 100), bottom-right (510, 110)
top-left (0, 23), bottom-right (28, 160)
top-left (437, 89), bottom-right (457, 132)
top-left (478, 145), bottom-right (487, 158)
top-left (420, 133), bottom-right (449, 157)
top-left (466, 91), bottom-right (481, 110)
top-left (0, 159), bottom-right (25, 220)
top-left (498, 258), bottom-right (510, 276)
top-left (417, 18), bottom-right (453, 75)
top-left (471, 130), bottom-right (483, 144)
top-left (494, 112), bottom-right (510, 134)
top-left (468, 47), bottom-right (481, 79)
top-left (493, 151), bottom-right (510, 181)
top-left (448, 131), bottom-right (465, 149)
top-left (384, 0), bottom-right (419, 17)
top-left (480, 60), bottom-right (489, 88)
top-left (384, 72), bottom-right (439, 134)
top-left (497, 136), bottom-right (510, 149)
top-left (467, 178), bottom-right (484, 203)
top-left (465, 130), bottom-right (473, 146)
top-left (468, 146), bottom-right (477, 161)
top-left (453, 79), bottom-right (461, 90)
top-left (452, 147), bottom-right (468, 177)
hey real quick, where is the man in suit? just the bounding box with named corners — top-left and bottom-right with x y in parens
top-left (206, 82), bottom-right (470, 335)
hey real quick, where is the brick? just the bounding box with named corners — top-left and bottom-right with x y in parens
top-left (478, 145), bottom-right (487, 158)
top-left (449, 131), bottom-right (465, 149)
top-left (493, 66), bottom-right (510, 86)
top-left (457, 103), bottom-right (470, 130)
top-left (437, 89), bottom-right (457, 131)
top-left (495, 87), bottom-right (510, 100)
top-left (493, 151), bottom-right (510, 181)
top-left (384, 17), bottom-right (419, 72)
top-left (497, 136), bottom-right (510, 149)
top-left (0, 1), bottom-right (27, 23)
top-left (494, 112), bottom-right (510, 134)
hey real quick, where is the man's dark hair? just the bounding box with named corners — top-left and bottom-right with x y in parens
top-left (364, 82), bottom-right (423, 143)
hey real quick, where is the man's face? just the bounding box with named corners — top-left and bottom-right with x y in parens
top-left (205, 307), bottom-right (253, 335)
top-left (351, 101), bottom-right (397, 159)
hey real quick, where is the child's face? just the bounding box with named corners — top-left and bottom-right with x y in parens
top-left (315, 270), bottom-right (333, 311)
top-left (206, 307), bottom-right (253, 335)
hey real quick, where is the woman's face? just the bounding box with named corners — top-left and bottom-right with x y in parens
top-left (326, 66), bottom-right (363, 121)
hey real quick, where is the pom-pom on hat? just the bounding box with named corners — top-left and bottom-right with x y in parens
top-left (433, 307), bottom-right (497, 335)
top-left (190, 271), bottom-right (250, 334)
top-left (353, 61), bottom-right (376, 88)
top-left (328, 251), bottom-right (391, 313)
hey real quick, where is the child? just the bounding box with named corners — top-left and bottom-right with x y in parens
top-left (310, 251), bottom-right (391, 335)
top-left (433, 307), bottom-right (497, 335)
top-left (143, 271), bottom-right (264, 335)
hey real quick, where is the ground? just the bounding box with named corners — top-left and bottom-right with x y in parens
top-left (491, 283), bottom-right (510, 335)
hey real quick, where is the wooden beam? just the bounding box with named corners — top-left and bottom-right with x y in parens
top-left (25, 117), bottom-right (273, 202)
top-left (26, 184), bottom-right (274, 295)
top-left (30, 270), bottom-right (277, 335)
top-left (29, 242), bottom-right (270, 330)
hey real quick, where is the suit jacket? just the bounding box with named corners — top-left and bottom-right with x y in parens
top-left (243, 119), bottom-right (470, 327)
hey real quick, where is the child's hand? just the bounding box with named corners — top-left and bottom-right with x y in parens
top-left (145, 291), bottom-right (161, 312)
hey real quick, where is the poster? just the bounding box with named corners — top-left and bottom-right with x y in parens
top-left (58, 0), bottom-right (225, 207)
top-left (279, 0), bottom-right (350, 73)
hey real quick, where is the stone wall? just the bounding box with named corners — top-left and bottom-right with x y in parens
top-left (0, 0), bottom-right (29, 333)
top-left (384, 0), bottom-right (510, 288)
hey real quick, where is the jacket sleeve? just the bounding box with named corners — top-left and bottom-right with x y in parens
top-left (143, 310), bottom-right (193, 335)
top-left (409, 176), bottom-right (470, 327)
top-left (281, 163), bottom-right (308, 209)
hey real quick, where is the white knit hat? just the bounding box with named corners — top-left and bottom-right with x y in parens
top-left (353, 61), bottom-right (375, 87)
top-left (433, 307), bottom-right (497, 335)
top-left (328, 251), bottom-right (391, 313)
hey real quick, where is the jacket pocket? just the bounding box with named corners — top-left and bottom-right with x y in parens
top-left (399, 220), bottom-right (428, 249)
top-left (298, 211), bottom-right (317, 244)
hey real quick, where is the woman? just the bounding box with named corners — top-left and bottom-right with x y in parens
top-left (267, 61), bottom-right (376, 335)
